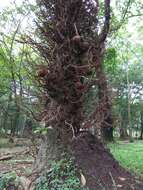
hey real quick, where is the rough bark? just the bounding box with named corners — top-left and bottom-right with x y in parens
top-left (33, 128), bottom-right (62, 172)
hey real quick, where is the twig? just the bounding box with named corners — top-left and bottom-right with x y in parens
top-left (65, 120), bottom-right (76, 139)
top-left (109, 172), bottom-right (117, 190)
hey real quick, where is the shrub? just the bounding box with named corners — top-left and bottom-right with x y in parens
top-left (0, 171), bottom-right (19, 190)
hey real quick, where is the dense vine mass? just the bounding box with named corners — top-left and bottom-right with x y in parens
top-left (33, 0), bottom-right (113, 140)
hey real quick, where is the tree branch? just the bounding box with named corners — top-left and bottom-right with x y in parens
top-left (99, 0), bottom-right (111, 43)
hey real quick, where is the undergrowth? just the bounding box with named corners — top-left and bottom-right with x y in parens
top-left (34, 157), bottom-right (88, 190)
top-left (0, 171), bottom-right (18, 190)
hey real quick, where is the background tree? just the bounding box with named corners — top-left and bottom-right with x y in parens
top-left (0, 3), bottom-right (41, 137)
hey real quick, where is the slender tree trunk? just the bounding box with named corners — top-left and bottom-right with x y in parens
top-left (140, 110), bottom-right (143, 140)
top-left (11, 88), bottom-right (22, 136)
top-left (119, 109), bottom-right (129, 139)
top-left (2, 93), bottom-right (12, 134)
top-left (11, 77), bottom-right (22, 136)
top-left (120, 127), bottom-right (129, 140)
top-left (11, 109), bottom-right (20, 136)
top-left (95, 60), bottom-right (114, 142)
top-left (140, 130), bottom-right (143, 140)
top-left (127, 64), bottom-right (133, 142)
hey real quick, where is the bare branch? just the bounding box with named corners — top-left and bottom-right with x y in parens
top-left (99, 0), bottom-right (111, 43)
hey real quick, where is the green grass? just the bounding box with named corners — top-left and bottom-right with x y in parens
top-left (109, 140), bottom-right (143, 176)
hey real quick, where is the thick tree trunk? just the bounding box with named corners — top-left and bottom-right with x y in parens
top-left (33, 99), bottom-right (82, 171)
top-left (33, 128), bottom-right (64, 172)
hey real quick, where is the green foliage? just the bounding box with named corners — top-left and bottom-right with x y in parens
top-left (104, 48), bottom-right (117, 75)
top-left (35, 158), bottom-right (88, 190)
top-left (0, 3), bottom-right (42, 136)
top-left (34, 127), bottom-right (49, 135)
top-left (0, 171), bottom-right (19, 190)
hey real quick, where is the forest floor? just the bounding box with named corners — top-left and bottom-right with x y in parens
top-left (0, 137), bottom-right (35, 188)
top-left (0, 136), bottom-right (143, 189)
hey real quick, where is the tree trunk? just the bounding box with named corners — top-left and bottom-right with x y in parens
top-left (140, 130), bottom-right (143, 140)
top-left (102, 124), bottom-right (114, 142)
top-left (140, 110), bottom-right (143, 140)
top-left (2, 93), bottom-right (12, 134)
top-left (120, 127), bottom-right (129, 140)
top-left (95, 63), bottom-right (114, 142)
top-left (126, 64), bottom-right (133, 142)
top-left (11, 109), bottom-right (20, 136)
top-left (33, 128), bottom-right (64, 172)
top-left (33, 99), bottom-right (83, 171)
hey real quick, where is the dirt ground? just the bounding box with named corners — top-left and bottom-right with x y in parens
top-left (71, 132), bottom-right (143, 190)
top-left (0, 146), bottom-right (34, 176)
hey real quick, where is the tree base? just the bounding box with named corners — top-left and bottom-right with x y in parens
top-left (71, 132), bottom-right (143, 190)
